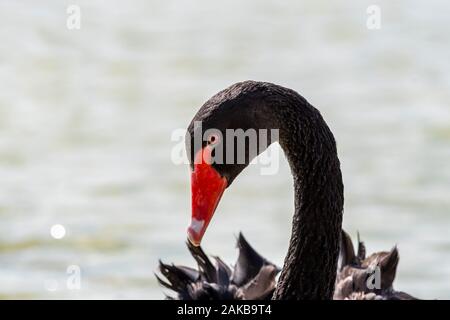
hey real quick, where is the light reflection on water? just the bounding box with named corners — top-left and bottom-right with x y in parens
top-left (0, 0), bottom-right (449, 299)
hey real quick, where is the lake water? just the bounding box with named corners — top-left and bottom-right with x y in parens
top-left (0, 0), bottom-right (449, 299)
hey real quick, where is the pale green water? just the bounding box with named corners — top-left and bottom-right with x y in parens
top-left (0, 0), bottom-right (449, 299)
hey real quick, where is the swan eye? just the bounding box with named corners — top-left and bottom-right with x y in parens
top-left (207, 134), bottom-right (219, 145)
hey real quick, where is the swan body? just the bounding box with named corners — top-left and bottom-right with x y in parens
top-left (157, 231), bottom-right (418, 300)
top-left (157, 233), bottom-right (279, 300)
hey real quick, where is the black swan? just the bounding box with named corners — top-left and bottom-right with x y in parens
top-left (185, 81), bottom-right (343, 300)
top-left (159, 81), bottom-right (416, 299)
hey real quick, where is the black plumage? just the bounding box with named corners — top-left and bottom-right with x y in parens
top-left (334, 230), bottom-right (417, 300)
top-left (156, 233), bottom-right (279, 300)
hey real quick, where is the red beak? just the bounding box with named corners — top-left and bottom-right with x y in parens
top-left (187, 147), bottom-right (227, 246)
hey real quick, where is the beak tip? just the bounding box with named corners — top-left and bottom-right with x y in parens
top-left (187, 238), bottom-right (201, 247)
top-left (187, 230), bottom-right (201, 247)
top-left (187, 225), bottom-right (202, 247)
top-left (187, 218), bottom-right (206, 247)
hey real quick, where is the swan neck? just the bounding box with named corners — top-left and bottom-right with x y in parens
top-left (271, 95), bottom-right (344, 300)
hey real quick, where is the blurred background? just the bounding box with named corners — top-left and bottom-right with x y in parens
top-left (0, 0), bottom-right (449, 299)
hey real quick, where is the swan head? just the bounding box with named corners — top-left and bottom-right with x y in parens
top-left (185, 81), bottom-right (278, 246)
